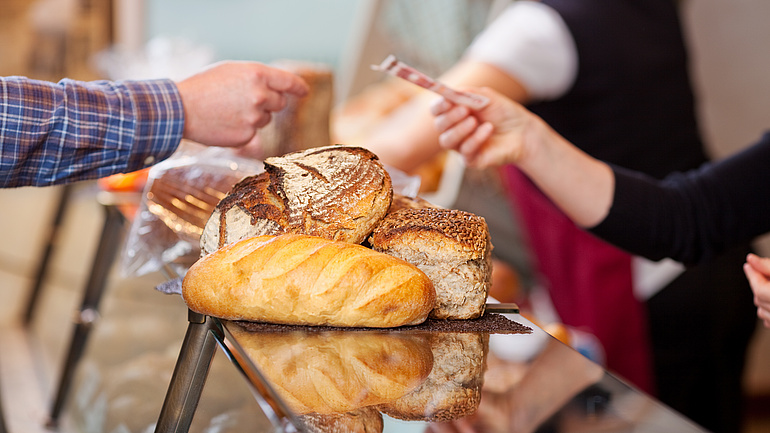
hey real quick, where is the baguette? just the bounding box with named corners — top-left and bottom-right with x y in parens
top-left (182, 233), bottom-right (436, 328)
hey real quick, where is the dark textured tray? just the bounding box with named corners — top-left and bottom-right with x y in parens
top-left (234, 313), bottom-right (531, 334)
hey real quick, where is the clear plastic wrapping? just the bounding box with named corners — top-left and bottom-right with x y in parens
top-left (120, 142), bottom-right (263, 277)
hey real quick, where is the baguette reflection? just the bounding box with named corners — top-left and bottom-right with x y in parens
top-left (228, 325), bottom-right (433, 414)
top-left (228, 324), bottom-right (491, 432)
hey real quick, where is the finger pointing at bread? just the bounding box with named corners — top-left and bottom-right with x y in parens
top-left (176, 60), bottom-right (309, 148)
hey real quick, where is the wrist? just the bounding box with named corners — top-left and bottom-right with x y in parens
top-left (517, 115), bottom-right (554, 172)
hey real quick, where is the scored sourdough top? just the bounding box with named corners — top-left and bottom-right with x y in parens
top-left (200, 145), bottom-right (393, 255)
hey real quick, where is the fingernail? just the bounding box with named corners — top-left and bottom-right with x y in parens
top-left (429, 98), bottom-right (447, 115)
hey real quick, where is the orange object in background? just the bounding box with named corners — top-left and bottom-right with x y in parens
top-left (97, 168), bottom-right (151, 192)
top-left (96, 168), bottom-right (151, 221)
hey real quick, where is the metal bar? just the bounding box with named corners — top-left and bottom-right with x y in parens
top-left (485, 302), bottom-right (520, 314)
top-left (217, 321), bottom-right (304, 433)
top-left (23, 184), bottom-right (73, 325)
top-left (47, 204), bottom-right (125, 427)
top-left (0, 354), bottom-right (6, 433)
top-left (155, 311), bottom-right (222, 433)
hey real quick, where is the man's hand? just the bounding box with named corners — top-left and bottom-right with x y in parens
top-left (176, 61), bottom-right (308, 148)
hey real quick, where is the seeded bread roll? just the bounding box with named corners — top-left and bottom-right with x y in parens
top-left (183, 233), bottom-right (436, 327)
top-left (369, 208), bottom-right (492, 319)
top-left (200, 145), bottom-right (393, 255)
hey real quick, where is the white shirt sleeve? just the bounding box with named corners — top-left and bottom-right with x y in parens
top-left (464, 1), bottom-right (578, 101)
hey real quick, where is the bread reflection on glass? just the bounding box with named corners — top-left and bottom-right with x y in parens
top-left (379, 332), bottom-right (490, 422)
top-left (228, 325), bottom-right (433, 415)
top-left (299, 407), bottom-right (384, 433)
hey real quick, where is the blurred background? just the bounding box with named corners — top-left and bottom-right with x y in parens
top-left (0, 0), bottom-right (769, 432)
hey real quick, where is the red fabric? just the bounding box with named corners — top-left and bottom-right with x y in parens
top-left (503, 166), bottom-right (655, 394)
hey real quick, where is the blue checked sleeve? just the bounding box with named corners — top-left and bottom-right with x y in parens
top-left (0, 76), bottom-right (185, 188)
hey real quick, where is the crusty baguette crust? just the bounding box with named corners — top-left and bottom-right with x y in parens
top-left (183, 234), bottom-right (435, 327)
top-left (370, 208), bottom-right (492, 319)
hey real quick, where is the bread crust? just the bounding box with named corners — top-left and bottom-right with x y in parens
top-left (200, 145), bottom-right (393, 255)
top-left (299, 408), bottom-right (384, 433)
top-left (183, 234), bottom-right (435, 328)
top-left (387, 193), bottom-right (439, 214)
top-left (370, 208), bottom-right (492, 319)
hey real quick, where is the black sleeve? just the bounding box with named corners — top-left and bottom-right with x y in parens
top-left (590, 131), bottom-right (770, 265)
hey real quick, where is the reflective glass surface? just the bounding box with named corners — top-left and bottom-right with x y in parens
top-left (218, 314), bottom-right (707, 433)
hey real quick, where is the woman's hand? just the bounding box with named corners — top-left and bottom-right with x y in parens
top-left (431, 87), bottom-right (542, 169)
top-left (744, 253), bottom-right (770, 327)
top-left (430, 86), bottom-right (615, 228)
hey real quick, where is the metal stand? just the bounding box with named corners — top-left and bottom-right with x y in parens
top-left (0, 365), bottom-right (6, 433)
top-left (46, 204), bottom-right (126, 427)
top-left (23, 184), bottom-right (73, 325)
top-left (155, 310), bottom-right (221, 433)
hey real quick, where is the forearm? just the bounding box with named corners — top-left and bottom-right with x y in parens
top-left (0, 77), bottom-right (183, 187)
top-left (591, 133), bottom-right (770, 264)
top-left (517, 117), bottom-right (615, 228)
top-left (363, 92), bottom-right (444, 173)
top-left (521, 130), bottom-right (770, 264)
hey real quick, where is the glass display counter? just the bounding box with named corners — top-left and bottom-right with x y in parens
top-left (155, 307), bottom-right (708, 433)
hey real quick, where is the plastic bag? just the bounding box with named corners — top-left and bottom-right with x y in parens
top-left (120, 142), bottom-right (263, 278)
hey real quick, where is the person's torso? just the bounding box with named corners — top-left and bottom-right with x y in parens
top-left (529, 0), bottom-right (708, 177)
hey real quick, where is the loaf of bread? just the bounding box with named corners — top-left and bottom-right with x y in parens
top-left (183, 233), bottom-right (436, 327)
top-left (369, 208), bottom-right (492, 320)
top-left (200, 145), bottom-right (393, 255)
top-left (227, 324), bottom-right (433, 414)
top-left (299, 408), bottom-right (383, 433)
top-left (379, 332), bottom-right (489, 422)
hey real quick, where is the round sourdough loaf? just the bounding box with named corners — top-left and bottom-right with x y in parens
top-left (200, 145), bottom-right (393, 255)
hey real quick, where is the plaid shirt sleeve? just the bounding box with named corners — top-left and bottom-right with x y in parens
top-left (0, 76), bottom-right (185, 188)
